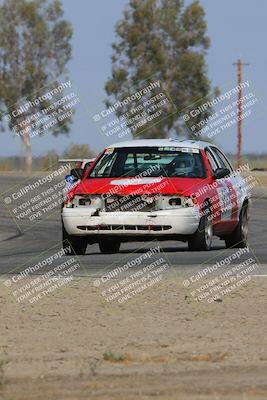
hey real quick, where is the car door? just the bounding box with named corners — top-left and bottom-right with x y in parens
top-left (209, 146), bottom-right (240, 223)
top-left (204, 148), bottom-right (226, 226)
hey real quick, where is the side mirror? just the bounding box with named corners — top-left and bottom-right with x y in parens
top-left (65, 174), bottom-right (78, 183)
top-left (213, 168), bottom-right (230, 180)
top-left (70, 168), bottom-right (84, 180)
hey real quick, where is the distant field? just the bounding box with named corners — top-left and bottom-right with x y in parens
top-left (252, 172), bottom-right (267, 188)
top-left (227, 155), bottom-right (267, 170)
top-left (1, 154), bottom-right (267, 172)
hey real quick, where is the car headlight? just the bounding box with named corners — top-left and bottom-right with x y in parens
top-left (64, 195), bottom-right (103, 208)
top-left (157, 195), bottom-right (198, 209)
top-left (77, 195), bottom-right (92, 206)
top-left (168, 197), bottom-right (182, 206)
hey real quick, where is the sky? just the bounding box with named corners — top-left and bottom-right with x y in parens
top-left (1, 0), bottom-right (266, 157)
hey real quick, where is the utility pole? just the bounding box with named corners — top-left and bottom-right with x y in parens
top-left (233, 59), bottom-right (249, 167)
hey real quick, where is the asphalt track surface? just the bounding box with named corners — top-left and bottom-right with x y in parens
top-left (0, 174), bottom-right (267, 280)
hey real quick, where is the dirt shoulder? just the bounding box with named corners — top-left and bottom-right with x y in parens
top-left (0, 276), bottom-right (267, 400)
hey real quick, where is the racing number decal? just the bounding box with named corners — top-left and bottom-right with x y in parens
top-left (217, 181), bottom-right (232, 221)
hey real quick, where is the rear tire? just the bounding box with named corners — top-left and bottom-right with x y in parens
top-left (62, 223), bottom-right (87, 255)
top-left (224, 202), bottom-right (249, 248)
top-left (188, 206), bottom-right (213, 251)
top-left (99, 239), bottom-right (121, 254)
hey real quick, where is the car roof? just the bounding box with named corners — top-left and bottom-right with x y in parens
top-left (106, 139), bottom-right (213, 150)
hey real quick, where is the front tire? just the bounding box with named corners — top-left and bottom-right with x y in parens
top-left (224, 202), bottom-right (249, 248)
top-left (62, 223), bottom-right (87, 255)
top-left (99, 239), bottom-right (121, 254)
top-left (188, 206), bottom-right (213, 251)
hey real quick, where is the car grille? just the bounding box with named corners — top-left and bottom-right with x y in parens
top-left (104, 195), bottom-right (156, 212)
top-left (77, 225), bottom-right (172, 232)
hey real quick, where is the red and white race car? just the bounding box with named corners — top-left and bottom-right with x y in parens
top-left (62, 139), bottom-right (250, 254)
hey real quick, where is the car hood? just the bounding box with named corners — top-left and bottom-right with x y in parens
top-left (74, 176), bottom-right (209, 196)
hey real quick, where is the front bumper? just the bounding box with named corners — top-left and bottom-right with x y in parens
top-left (62, 207), bottom-right (200, 237)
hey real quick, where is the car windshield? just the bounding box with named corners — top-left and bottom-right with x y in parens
top-left (88, 147), bottom-right (206, 179)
